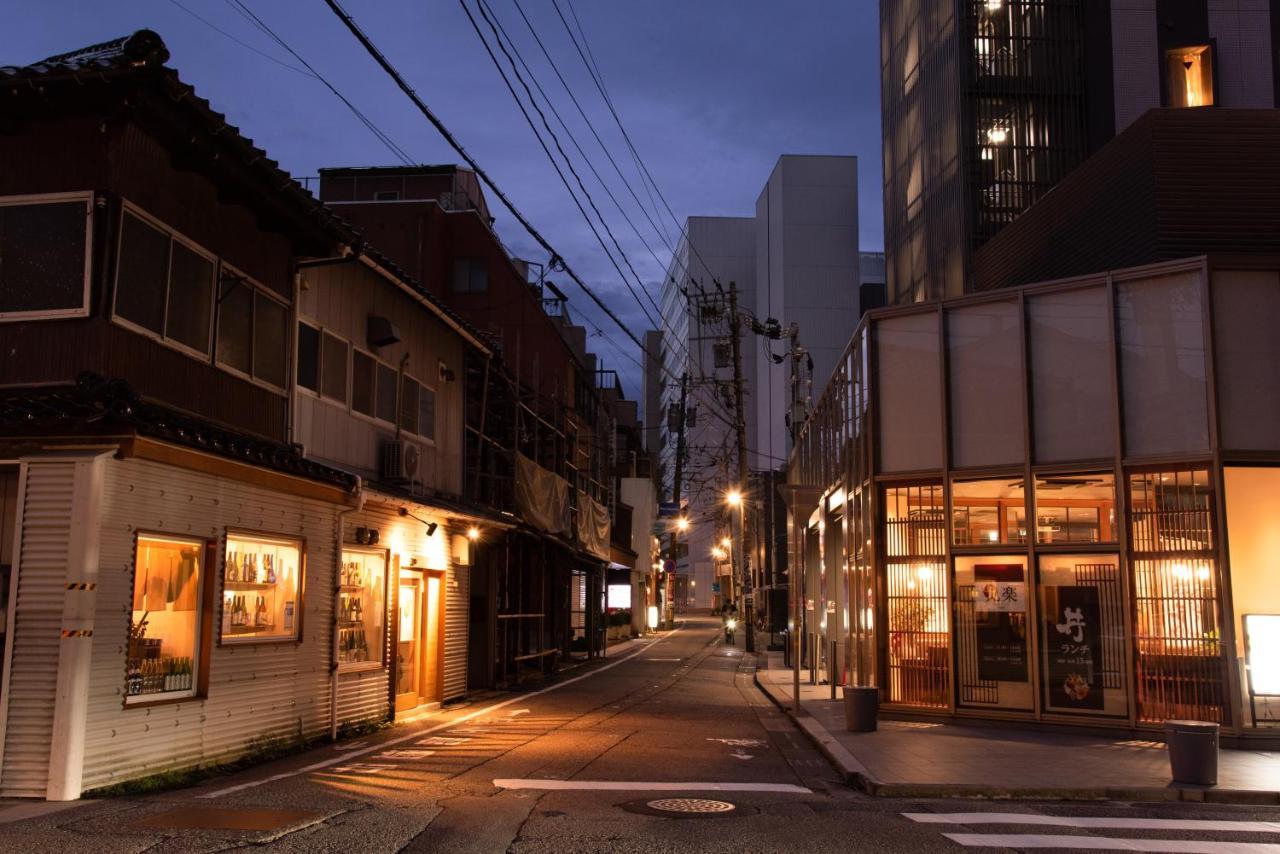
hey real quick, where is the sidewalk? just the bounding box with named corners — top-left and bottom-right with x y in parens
top-left (753, 652), bottom-right (1280, 804)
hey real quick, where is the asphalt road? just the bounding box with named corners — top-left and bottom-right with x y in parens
top-left (4, 616), bottom-right (1280, 853)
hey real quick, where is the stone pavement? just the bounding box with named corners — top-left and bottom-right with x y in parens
top-left (753, 652), bottom-right (1280, 803)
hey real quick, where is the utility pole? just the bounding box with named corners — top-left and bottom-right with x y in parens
top-left (667, 371), bottom-right (689, 630)
top-left (727, 283), bottom-right (754, 653)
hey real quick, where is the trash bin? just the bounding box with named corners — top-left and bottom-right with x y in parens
top-left (843, 686), bottom-right (878, 732)
top-left (1164, 719), bottom-right (1219, 785)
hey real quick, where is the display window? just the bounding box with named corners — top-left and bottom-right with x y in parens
top-left (1033, 473), bottom-right (1116, 545)
top-left (127, 534), bottom-right (207, 703)
top-left (1036, 554), bottom-right (1129, 717)
top-left (883, 484), bottom-right (950, 708)
top-left (221, 532), bottom-right (304, 643)
top-left (954, 555), bottom-right (1033, 711)
top-left (338, 548), bottom-right (388, 669)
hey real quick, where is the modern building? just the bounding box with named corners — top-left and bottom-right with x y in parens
top-left (786, 107), bottom-right (1280, 738)
top-left (648, 156), bottom-right (863, 610)
top-left (880, 0), bottom-right (1280, 305)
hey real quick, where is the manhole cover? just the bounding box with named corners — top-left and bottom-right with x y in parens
top-left (646, 798), bottom-right (736, 814)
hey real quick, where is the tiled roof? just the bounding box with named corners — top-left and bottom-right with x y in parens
top-left (2, 30), bottom-right (488, 354)
top-left (0, 374), bottom-right (358, 491)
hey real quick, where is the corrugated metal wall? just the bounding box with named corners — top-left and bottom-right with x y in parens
top-left (75, 457), bottom-right (365, 792)
top-left (0, 460), bottom-right (77, 797)
top-left (444, 561), bottom-right (469, 702)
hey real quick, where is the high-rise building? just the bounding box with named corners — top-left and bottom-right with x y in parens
top-left (645, 155), bottom-right (862, 608)
top-left (880, 0), bottom-right (1280, 305)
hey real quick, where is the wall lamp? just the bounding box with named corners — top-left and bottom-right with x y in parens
top-left (397, 506), bottom-right (439, 536)
top-left (354, 526), bottom-right (380, 546)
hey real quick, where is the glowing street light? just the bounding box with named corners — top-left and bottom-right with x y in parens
top-left (726, 489), bottom-right (742, 507)
top-left (721, 537), bottom-right (732, 549)
top-left (467, 526), bottom-right (480, 541)
top-left (676, 517), bottom-right (690, 532)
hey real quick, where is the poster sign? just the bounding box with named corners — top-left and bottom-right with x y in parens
top-left (1043, 586), bottom-right (1104, 710)
top-left (974, 564), bottom-right (1028, 682)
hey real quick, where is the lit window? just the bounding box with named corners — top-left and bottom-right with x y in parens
top-left (952, 477), bottom-right (1026, 546)
top-left (222, 533), bottom-right (304, 643)
top-left (1034, 473), bottom-right (1116, 545)
top-left (1166, 45), bottom-right (1214, 108)
top-left (127, 535), bottom-right (206, 703)
top-left (339, 549), bottom-right (388, 669)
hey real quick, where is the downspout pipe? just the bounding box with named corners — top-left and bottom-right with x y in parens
top-left (331, 475), bottom-right (366, 740)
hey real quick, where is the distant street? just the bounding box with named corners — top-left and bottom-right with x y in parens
top-left (4, 616), bottom-right (1280, 852)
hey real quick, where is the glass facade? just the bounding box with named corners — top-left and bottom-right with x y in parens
top-left (789, 259), bottom-right (1280, 733)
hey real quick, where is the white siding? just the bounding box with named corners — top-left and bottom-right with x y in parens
top-left (77, 456), bottom-right (354, 793)
top-left (0, 460), bottom-right (78, 797)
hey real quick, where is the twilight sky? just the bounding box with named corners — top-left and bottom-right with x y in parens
top-left (3, 1), bottom-right (882, 400)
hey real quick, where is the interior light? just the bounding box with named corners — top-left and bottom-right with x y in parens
top-left (1172, 563), bottom-right (1192, 581)
top-left (986, 126), bottom-right (1008, 144)
top-left (985, 0), bottom-right (1003, 9)
top-left (916, 565), bottom-right (933, 582)
top-left (1196, 565), bottom-right (1211, 582)
top-left (467, 526), bottom-right (480, 541)
top-left (1245, 616), bottom-right (1280, 695)
top-left (986, 531), bottom-right (999, 542)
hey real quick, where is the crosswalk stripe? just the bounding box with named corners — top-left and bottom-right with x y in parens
top-left (907, 813), bottom-right (1280, 833)
top-left (943, 833), bottom-right (1280, 853)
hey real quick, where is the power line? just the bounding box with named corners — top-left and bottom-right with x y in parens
top-left (167, 0), bottom-right (315, 76)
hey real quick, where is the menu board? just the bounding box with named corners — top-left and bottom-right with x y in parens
top-left (974, 564), bottom-right (1028, 683)
top-left (1042, 586), bottom-right (1104, 711)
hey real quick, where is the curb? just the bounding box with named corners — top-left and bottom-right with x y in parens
top-left (750, 663), bottom-right (1280, 805)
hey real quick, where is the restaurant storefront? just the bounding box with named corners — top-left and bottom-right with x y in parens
top-left (788, 257), bottom-right (1280, 738)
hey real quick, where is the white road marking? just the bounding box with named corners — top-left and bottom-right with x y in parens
top-left (334, 741), bottom-right (368, 750)
top-left (644, 657), bottom-right (682, 661)
top-left (907, 814), bottom-right (1280, 833)
top-left (494, 780), bottom-right (810, 793)
top-left (708, 738), bottom-right (765, 747)
top-left (508, 709), bottom-right (530, 717)
top-left (200, 622), bottom-right (685, 798)
top-left (943, 833), bottom-right (1280, 853)
top-left (330, 763), bottom-right (396, 775)
top-left (730, 752), bottom-right (754, 761)
top-left (418, 736), bottom-right (470, 747)
top-left (376, 749), bottom-right (435, 760)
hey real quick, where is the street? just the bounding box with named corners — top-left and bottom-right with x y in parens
top-left (4, 616), bottom-right (1280, 853)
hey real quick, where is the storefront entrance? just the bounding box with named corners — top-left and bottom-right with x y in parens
top-left (395, 567), bottom-right (444, 714)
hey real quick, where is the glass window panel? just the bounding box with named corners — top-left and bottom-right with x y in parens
top-left (0, 200), bottom-right (87, 314)
top-left (338, 549), bottom-right (388, 668)
top-left (400, 376), bottom-right (419, 434)
top-left (1034, 472), bottom-right (1115, 544)
top-left (883, 484), bottom-right (949, 707)
top-left (321, 333), bottom-right (349, 404)
top-left (876, 312), bottom-right (942, 472)
top-left (127, 535), bottom-right (203, 702)
top-left (947, 300), bottom-right (1023, 467)
top-left (351, 350), bottom-right (375, 415)
top-left (216, 279), bottom-right (252, 375)
top-left (1027, 287), bottom-right (1114, 462)
top-left (1212, 271), bottom-right (1280, 451)
top-left (115, 212), bottom-right (169, 334)
top-left (1165, 45), bottom-right (1214, 108)
top-left (1117, 273), bottom-right (1209, 456)
top-left (296, 323), bottom-right (319, 392)
top-left (954, 555), bottom-right (1032, 711)
top-left (165, 241), bottom-right (215, 354)
top-left (253, 292), bottom-right (288, 388)
top-left (221, 533), bottom-right (303, 642)
top-left (1037, 554), bottom-right (1129, 717)
top-left (418, 385), bottom-right (436, 442)
top-left (952, 477), bottom-right (1026, 546)
top-left (1224, 467), bottom-right (1280, 727)
top-left (376, 362), bottom-right (398, 423)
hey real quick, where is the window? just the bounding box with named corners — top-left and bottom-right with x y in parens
top-left (0, 193), bottom-right (92, 319)
top-left (1166, 45), bottom-right (1214, 108)
top-left (876, 312), bottom-right (942, 472)
top-left (351, 349), bottom-right (375, 415)
top-left (1224, 467), bottom-right (1280, 727)
top-left (883, 484), bottom-right (949, 708)
top-left (1037, 553), bottom-right (1128, 717)
top-left (1034, 473), bottom-right (1115, 545)
top-left (221, 532), bottom-right (303, 643)
top-left (451, 258), bottom-right (488, 293)
top-left (296, 323), bottom-right (320, 392)
top-left (214, 271), bottom-right (288, 389)
top-left (127, 535), bottom-right (206, 703)
top-left (339, 549), bottom-right (388, 669)
top-left (400, 376), bottom-right (419, 434)
top-left (376, 363), bottom-right (398, 423)
top-left (115, 209), bottom-right (216, 355)
top-left (373, 190), bottom-right (400, 201)
top-left (947, 300), bottom-right (1023, 467)
top-left (418, 385), bottom-right (436, 442)
top-left (321, 332), bottom-right (350, 403)
top-left (952, 477), bottom-right (1026, 546)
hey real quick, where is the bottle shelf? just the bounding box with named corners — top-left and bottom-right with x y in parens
top-left (224, 580), bottom-right (275, 590)
top-left (224, 623), bottom-right (276, 634)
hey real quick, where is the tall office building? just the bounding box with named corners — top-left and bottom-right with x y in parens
top-left (646, 155), bottom-right (862, 608)
top-left (881, 0), bottom-right (1280, 305)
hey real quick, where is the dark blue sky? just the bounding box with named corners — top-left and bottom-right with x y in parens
top-left (4, 1), bottom-right (882, 398)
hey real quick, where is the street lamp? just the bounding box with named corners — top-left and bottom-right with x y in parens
top-left (725, 487), bottom-right (754, 653)
top-left (676, 517), bottom-right (690, 532)
top-left (726, 489), bottom-right (742, 507)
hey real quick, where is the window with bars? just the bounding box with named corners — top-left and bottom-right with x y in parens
top-left (884, 484), bottom-right (950, 708)
top-left (1129, 468), bottom-right (1226, 723)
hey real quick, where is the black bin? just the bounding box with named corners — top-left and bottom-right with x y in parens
top-left (843, 686), bottom-right (878, 732)
top-left (1164, 719), bottom-right (1219, 786)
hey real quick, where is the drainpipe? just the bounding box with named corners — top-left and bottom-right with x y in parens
top-left (331, 475), bottom-right (366, 741)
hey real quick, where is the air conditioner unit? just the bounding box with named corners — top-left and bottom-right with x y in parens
top-left (380, 439), bottom-right (421, 482)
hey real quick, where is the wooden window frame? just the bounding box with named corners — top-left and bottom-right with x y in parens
top-left (338, 545), bottom-right (392, 673)
top-left (214, 261), bottom-right (290, 394)
top-left (218, 528), bottom-right (308, 646)
top-left (122, 530), bottom-right (216, 709)
top-left (0, 191), bottom-right (94, 322)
